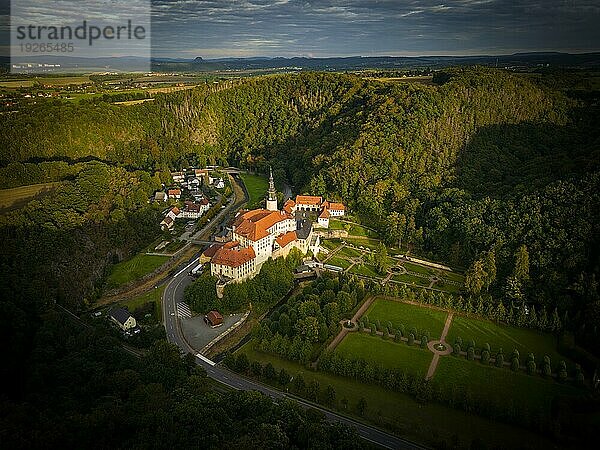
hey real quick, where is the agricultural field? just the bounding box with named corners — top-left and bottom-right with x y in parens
top-left (335, 333), bottom-right (432, 376)
top-left (446, 315), bottom-right (570, 365)
top-left (0, 182), bottom-right (60, 212)
top-left (239, 173), bottom-right (268, 207)
top-left (364, 298), bottom-right (448, 339)
top-left (106, 253), bottom-right (169, 289)
top-left (0, 75), bottom-right (91, 88)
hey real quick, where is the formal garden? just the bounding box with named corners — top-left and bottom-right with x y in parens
top-left (223, 273), bottom-right (591, 449)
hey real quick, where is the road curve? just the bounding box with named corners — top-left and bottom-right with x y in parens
top-left (162, 262), bottom-right (428, 450)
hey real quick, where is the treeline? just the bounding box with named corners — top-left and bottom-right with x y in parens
top-left (252, 273), bottom-right (368, 363)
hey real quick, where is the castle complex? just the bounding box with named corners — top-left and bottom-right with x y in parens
top-left (208, 169), bottom-right (345, 286)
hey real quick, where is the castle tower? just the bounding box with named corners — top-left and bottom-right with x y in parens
top-left (266, 166), bottom-right (278, 211)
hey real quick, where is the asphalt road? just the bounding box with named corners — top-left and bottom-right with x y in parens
top-left (162, 259), bottom-right (428, 450)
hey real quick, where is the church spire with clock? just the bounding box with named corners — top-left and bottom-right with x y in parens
top-left (266, 166), bottom-right (278, 211)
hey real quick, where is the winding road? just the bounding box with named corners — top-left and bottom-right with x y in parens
top-left (160, 169), bottom-right (428, 450)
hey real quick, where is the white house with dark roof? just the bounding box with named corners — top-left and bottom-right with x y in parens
top-left (108, 307), bottom-right (137, 331)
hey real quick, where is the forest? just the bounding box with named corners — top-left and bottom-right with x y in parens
top-left (1, 68), bottom-right (599, 446)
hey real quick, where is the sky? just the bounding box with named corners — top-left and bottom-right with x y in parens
top-left (2, 0), bottom-right (600, 59)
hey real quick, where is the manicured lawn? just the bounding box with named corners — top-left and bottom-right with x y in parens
top-left (434, 356), bottom-right (585, 415)
top-left (435, 281), bottom-right (463, 293)
top-left (392, 273), bottom-right (430, 286)
top-left (337, 245), bottom-right (363, 259)
top-left (118, 285), bottom-right (165, 320)
top-left (364, 298), bottom-right (448, 339)
top-left (346, 223), bottom-right (379, 238)
top-left (446, 315), bottom-right (570, 365)
top-left (349, 263), bottom-right (382, 279)
top-left (239, 342), bottom-right (557, 449)
top-left (403, 261), bottom-right (436, 275)
top-left (321, 239), bottom-right (341, 251)
top-left (439, 270), bottom-right (465, 283)
top-left (325, 255), bottom-right (353, 269)
top-left (106, 253), bottom-right (169, 289)
top-left (343, 237), bottom-right (381, 251)
top-left (239, 173), bottom-right (268, 207)
top-left (335, 333), bottom-right (432, 377)
top-left (328, 219), bottom-right (346, 230)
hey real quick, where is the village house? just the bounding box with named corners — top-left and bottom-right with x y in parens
top-left (154, 191), bottom-right (168, 202)
top-left (180, 199), bottom-right (210, 219)
top-left (108, 307), bottom-right (137, 332)
top-left (167, 188), bottom-right (181, 199)
top-left (171, 171), bottom-right (185, 183)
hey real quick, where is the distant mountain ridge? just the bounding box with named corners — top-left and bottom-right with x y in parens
top-left (3, 52), bottom-right (600, 73)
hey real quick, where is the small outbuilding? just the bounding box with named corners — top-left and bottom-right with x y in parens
top-left (205, 310), bottom-right (223, 327)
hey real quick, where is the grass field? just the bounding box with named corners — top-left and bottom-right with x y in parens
top-left (364, 298), bottom-right (448, 339)
top-left (239, 342), bottom-right (556, 449)
top-left (337, 245), bottom-right (363, 259)
top-left (0, 182), bottom-right (60, 211)
top-left (328, 219), bottom-right (346, 230)
top-left (345, 223), bottom-right (379, 238)
top-left (403, 261), bottom-right (436, 275)
top-left (435, 281), bottom-right (462, 293)
top-left (239, 173), bottom-right (268, 207)
top-left (434, 356), bottom-right (584, 414)
top-left (117, 285), bottom-right (165, 320)
top-left (320, 239), bottom-right (341, 251)
top-left (344, 237), bottom-right (381, 250)
top-left (349, 263), bottom-right (382, 278)
top-left (446, 315), bottom-right (569, 364)
top-left (392, 273), bottom-right (431, 286)
top-left (0, 76), bottom-right (91, 88)
top-left (106, 254), bottom-right (169, 289)
top-left (336, 333), bottom-right (432, 376)
top-left (325, 255), bottom-right (353, 269)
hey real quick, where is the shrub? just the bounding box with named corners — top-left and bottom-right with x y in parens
top-left (527, 360), bottom-right (537, 375)
top-left (495, 351), bottom-right (504, 368)
top-left (558, 364), bottom-right (568, 382)
top-left (394, 329), bottom-right (402, 342)
top-left (264, 362), bottom-right (276, 380)
top-left (455, 336), bottom-right (463, 347)
top-left (453, 343), bottom-right (461, 356)
top-left (483, 343), bottom-right (490, 352)
top-left (382, 328), bottom-right (389, 340)
top-left (293, 374), bottom-right (305, 392)
top-left (251, 361), bottom-right (263, 376)
top-left (306, 381), bottom-right (320, 401)
top-left (511, 357), bottom-right (520, 371)
top-left (420, 334), bottom-right (428, 348)
top-left (357, 397), bottom-right (367, 416)
top-left (370, 323), bottom-right (377, 335)
top-left (575, 364), bottom-right (585, 385)
top-left (467, 347), bottom-right (475, 361)
top-left (398, 323), bottom-right (405, 337)
top-left (481, 350), bottom-right (490, 365)
top-left (278, 368), bottom-right (290, 386)
top-left (512, 348), bottom-right (520, 360)
top-left (408, 333), bottom-right (415, 346)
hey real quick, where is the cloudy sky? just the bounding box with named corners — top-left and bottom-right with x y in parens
top-left (2, 0), bottom-right (600, 59)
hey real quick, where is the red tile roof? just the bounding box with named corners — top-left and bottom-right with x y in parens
top-left (319, 208), bottom-right (330, 219)
top-left (203, 243), bottom-right (223, 258)
top-left (233, 209), bottom-right (292, 242)
top-left (170, 207), bottom-right (181, 215)
top-left (295, 195), bottom-right (322, 205)
top-left (168, 189), bottom-right (181, 196)
top-left (276, 231), bottom-right (297, 248)
top-left (207, 310), bottom-right (223, 325)
top-left (283, 199), bottom-right (296, 214)
top-left (328, 202), bottom-right (345, 211)
top-left (211, 241), bottom-right (256, 267)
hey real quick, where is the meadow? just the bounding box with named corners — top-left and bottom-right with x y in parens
top-left (239, 172), bottom-right (268, 208)
top-left (106, 253), bottom-right (169, 289)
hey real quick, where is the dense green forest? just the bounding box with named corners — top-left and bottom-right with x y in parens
top-left (2, 69), bottom-right (598, 349)
top-left (1, 68), bottom-right (599, 447)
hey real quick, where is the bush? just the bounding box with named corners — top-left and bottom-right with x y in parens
top-left (370, 323), bottom-right (377, 335)
top-left (394, 329), bottom-right (402, 342)
top-left (495, 352), bottom-right (504, 368)
top-left (511, 357), bottom-right (520, 371)
top-left (420, 334), bottom-right (428, 348)
top-left (467, 347), bottom-right (475, 361)
top-left (264, 362), bottom-right (276, 380)
top-left (251, 361), bottom-right (263, 376)
top-left (481, 350), bottom-right (490, 365)
top-left (306, 381), bottom-right (320, 401)
top-left (453, 343), bottom-right (461, 356)
top-left (527, 360), bottom-right (537, 375)
top-left (455, 336), bottom-right (463, 347)
top-left (293, 374), bottom-right (306, 392)
top-left (483, 343), bottom-right (490, 352)
top-left (357, 397), bottom-right (367, 416)
top-left (408, 333), bottom-right (415, 346)
top-left (279, 368), bottom-right (290, 386)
